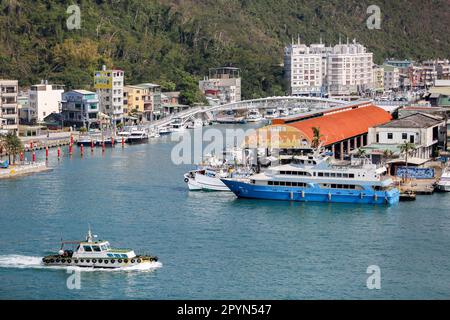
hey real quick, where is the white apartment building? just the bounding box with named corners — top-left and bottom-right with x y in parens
top-left (382, 65), bottom-right (400, 91)
top-left (199, 67), bottom-right (241, 105)
top-left (0, 79), bottom-right (19, 135)
top-left (27, 81), bottom-right (65, 123)
top-left (284, 39), bottom-right (374, 96)
top-left (94, 65), bottom-right (124, 125)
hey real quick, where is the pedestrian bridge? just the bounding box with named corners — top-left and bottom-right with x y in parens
top-left (150, 96), bottom-right (351, 129)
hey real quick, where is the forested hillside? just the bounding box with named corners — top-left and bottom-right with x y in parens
top-left (1, 0), bottom-right (449, 104)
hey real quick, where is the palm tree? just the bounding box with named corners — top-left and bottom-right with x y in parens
top-left (400, 141), bottom-right (415, 181)
top-left (311, 126), bottom-right (323, 149)
top-left (1, 133), bottom-right (23, 164)
top-left (356, 148), bottom-right (367, 158)
top-left (382, 149), bottom-right (394, 163)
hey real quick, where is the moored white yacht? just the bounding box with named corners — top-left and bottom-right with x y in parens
top-left (171, 118), bottom-right (186, 132)
top-left (277, 107), bottom-right (289, 118)
top-left (126, 127), bottom-right (149, 144)
top-left (221, 152), bottom-right (400, 205)
top-left (186, 118), bottom-right (204, 129)
top-left (265, 108), bottom-right (279, 119)
top-left (246, 109), bottom-right (263, 122)
top-left (42, 228), bottom-right (158, 268)
top-left (437, 169), bottom-right (450, 192)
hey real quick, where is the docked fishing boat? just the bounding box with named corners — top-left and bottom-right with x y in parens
top-left (437, 169), bottom-right (450, 192)
top-left (117, 131), bottom-right (130, 143)
top-left (277, 107), bottom-right (289, 118)
top-left (186, 118), bottom-right (204, 129)
top-left (42, 228), bottom-right (158, 268)
top-left (265, 108), bottom-right (279, 119)
top-left (126, 128), bottom-right (149, 144)
top-left (77, 136), bottom-right (97, 146)
top-left (158, 126), bottom-right (173, 135)
top-left (221, 153), bottom-right (400, 205)
top-left (171, 118), bottom-right (186, 132)
top-left (215, 110), bottom-right (246, 124)
top-left (246, 109), bottom-right (263, 122)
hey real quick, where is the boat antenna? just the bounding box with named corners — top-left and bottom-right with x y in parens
top-left (87, 224), bottom-right (93, 242)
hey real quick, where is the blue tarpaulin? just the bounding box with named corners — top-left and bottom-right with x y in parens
top-left (396, 166), bottom-right (435, 179)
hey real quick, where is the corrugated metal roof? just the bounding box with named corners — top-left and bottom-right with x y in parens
top-left (286, 105), bottom-right (392, 145)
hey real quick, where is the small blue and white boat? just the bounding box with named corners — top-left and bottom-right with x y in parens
top-left (221, 153), bottom-right (400, 205)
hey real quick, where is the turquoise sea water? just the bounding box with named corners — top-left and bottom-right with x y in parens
top-left (1, 125), bottom-right (450, 299)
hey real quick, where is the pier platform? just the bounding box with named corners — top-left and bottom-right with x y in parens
top-left (0, 162), bottom-right (51, 179)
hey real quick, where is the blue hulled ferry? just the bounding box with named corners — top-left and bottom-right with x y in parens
top-left (221, 153), bottom-right (400, 205)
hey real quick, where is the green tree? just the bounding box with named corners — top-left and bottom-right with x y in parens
top-left (311, 126), bottom-right (323, 149)
top-left (1, 133), bottom-right (23, 164)
top-left (400, 142), bottom-right (416, 180)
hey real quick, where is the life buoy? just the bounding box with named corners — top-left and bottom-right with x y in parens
top-left (118, 259), bottom-right (122, 263)
top-left (74, 260), bottom-right (79, 264)
top-left (104, 260), bottom-right (108, 264)
top-left (98, 259), bottom-right (103, 263)
top-left (131, 259), bottom-right (135, 263)
top-left (184, 178), bottom-right (189, 183)
top-left (80, 259), bottom-right (84, 263)
top-left (92, 259), bottom-right (96, 263)
top-left (56, 259), bottom-right (60, 263)
top-left (67, 259), bottom-right (72, 264)
top-left (61, 259), bottom-right (66, 263)
top-left (137, 259), bottom-right (141, 263)
top-left (50, 259), bottom-right (55, 263)
top-left (86, 259), bottom-right (90, 263)
top-left (111, 259), bottom-right (115, 264)
top-left (124, 259), bottom-right (128, 263)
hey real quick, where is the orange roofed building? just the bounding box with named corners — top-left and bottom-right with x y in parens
top-left (245, 103), bottom-right (392, 160)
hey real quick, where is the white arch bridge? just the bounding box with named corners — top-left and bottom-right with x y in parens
top-left (149, 96), bottom-right (352, 129)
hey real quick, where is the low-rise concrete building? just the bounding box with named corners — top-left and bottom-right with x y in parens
top-left (383, 65), bottom-right (400, 91)
top-left (199, 67), bottom-right (241, 105)
top-left (61, 90), bottom-right (99, 129)
top-left (0, 79), bottom-right (19, 135)
top-left (27, 81), bottom-right (65, 123)
top-left (123, 83), bottom-right (161, 121)
top-left (365, 113), bottom-right (447, 164)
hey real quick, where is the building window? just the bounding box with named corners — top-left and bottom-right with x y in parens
top-left (387, 133), bottom-right (393, 140)
top-left (402, 133), bottom-right (407, 140)
top-left (410, 135), bottom-right (415, 143)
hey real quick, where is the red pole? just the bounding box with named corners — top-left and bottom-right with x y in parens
top-left (30, 141), bottom-right (33, 150)
top-left (70, 135), bottom-right (74, 145)
top-left (20, 152), bottom-right (24, 162)
top-left (80, 144), bottom-right (84, 157)
top-left (111, 136), bottom-right (115, 146)
top-left (45, 146), bottom-right (49, 160)
top-left (69, 144), bottom-right (73, 156)
top-left (121, 137), bottom-right (125, 147)
top-left (32, 151), bottom-right (36, 162)
top-left (57, 147), bottom-right (61, 159)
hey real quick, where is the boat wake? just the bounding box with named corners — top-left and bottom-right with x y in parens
top-left (0, 255), bottom-right (162, 272)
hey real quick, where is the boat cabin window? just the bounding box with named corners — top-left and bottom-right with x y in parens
top-left (349, 174), bottom-right (355, 178)
top-left (318, 172), bottom-right (324, 177)
top-left (83, 245), bottom-right (92, 252)
top-left (268, 181), bottom-right (306, 187)
top-left (92, 245), bottom-right (101, 252)
top-left (101, 245), bottom-right (108, 251)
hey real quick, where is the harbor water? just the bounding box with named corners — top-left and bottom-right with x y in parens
top-left (1, 125), bottom-right (450, 299)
